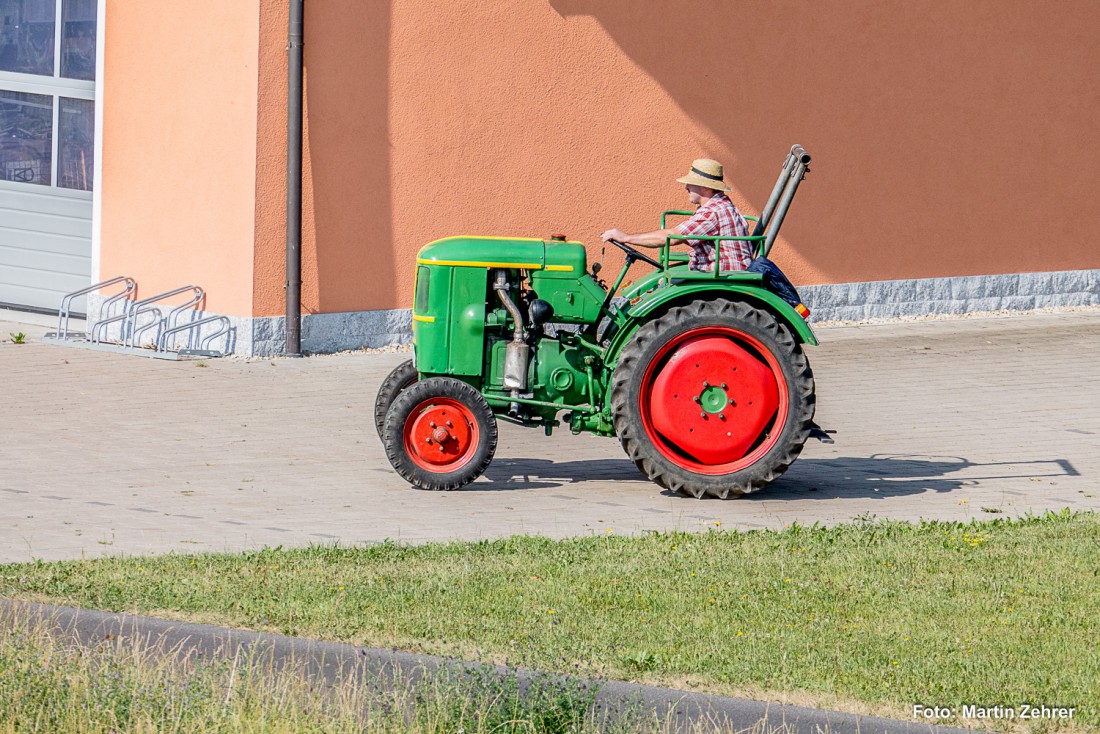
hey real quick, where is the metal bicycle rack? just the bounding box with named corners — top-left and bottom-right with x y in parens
top-left (42, 278), bottom-right (233, 360)
top-left (52, 276), bottom-right (136, 340)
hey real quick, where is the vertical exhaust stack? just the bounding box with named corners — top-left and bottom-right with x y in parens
top-left (751, 147), bottom-right (797, 239)
top-left (761, 145), bottom-right (811, 258)
top-left (493, 270), bottom-right (529, 413)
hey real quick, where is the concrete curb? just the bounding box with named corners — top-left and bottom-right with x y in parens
top-left (1, 598), bottom-right (968, 733)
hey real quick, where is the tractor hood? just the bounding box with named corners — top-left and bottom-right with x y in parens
top-left (417, 236), bottom-right (586, 274)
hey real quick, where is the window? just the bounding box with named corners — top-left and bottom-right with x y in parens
top-left (60, 0), bottom-right (95, 80)
top-left (0, 0), bottom-right (95, 191)
top-left (0, 0), bottom-right (55, 77)
top-left (0, 89), bottom-right (51, 185)
top-left (415, 266), bottom-right (430, 314)
top-left (57, 95), bottom-right (89, 189)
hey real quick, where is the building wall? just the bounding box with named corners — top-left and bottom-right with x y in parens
top-left (254, 0), bottom-right (1098, 320)
top-left (99, 1), bottom-right (260, 316)
top-left (106, 1), bottom-right (1100, 326)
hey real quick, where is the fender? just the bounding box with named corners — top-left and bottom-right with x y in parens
top-left (604, 281), bottom-right (818, 374)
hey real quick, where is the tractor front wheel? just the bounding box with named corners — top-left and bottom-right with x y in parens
top-left (374, 359), bottom-right (418, 440)
top-left (611, 299), bottom-right (815, 498)
top-left (382, 377), bottom-right (497, 491)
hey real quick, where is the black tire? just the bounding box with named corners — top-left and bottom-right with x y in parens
top-left (382, 377), bottom-right (497, 491)
top-left (374, 359), bottom-right (418, 440)
top-left (610, 299), bottom-right (815, 498)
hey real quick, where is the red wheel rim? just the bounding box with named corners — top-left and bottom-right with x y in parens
top-left (639, 327), bottom-right (788, 475)
top-left (402, 398), bottom-right (480, 472)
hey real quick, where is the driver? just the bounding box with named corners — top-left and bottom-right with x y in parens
top-left (601, 158), bottom-right (752, 272)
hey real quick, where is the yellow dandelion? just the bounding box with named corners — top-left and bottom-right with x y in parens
top-left (736, 631), bottom-right (744, 637)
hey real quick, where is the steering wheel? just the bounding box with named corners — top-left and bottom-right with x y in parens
top-left (607, 238), bottom-right (662, 269)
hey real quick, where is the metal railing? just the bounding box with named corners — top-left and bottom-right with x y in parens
top-left (121, 286), bottom-right (204, 349)
top-left (45, 279), bottom-right (232, 360)
top-left (54, 276), bottom-right (135, 340)
top-left (157, 314), bottom-right (231, 354)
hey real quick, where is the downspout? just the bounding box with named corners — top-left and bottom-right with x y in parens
top-left (285, 0), bottom-right (304, 356)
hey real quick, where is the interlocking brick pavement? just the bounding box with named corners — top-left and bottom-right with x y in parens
top-left (1, 310), bottom-right (1098, 563)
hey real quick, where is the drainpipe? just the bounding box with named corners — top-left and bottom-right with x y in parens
top-left (285, 0), bottom-right (304, 356)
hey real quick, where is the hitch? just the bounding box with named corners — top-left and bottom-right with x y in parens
top-left (809, 421), bottom-right (836, 444)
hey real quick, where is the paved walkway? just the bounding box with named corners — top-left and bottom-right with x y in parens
top-left (2, 309), bottom-right (1098, 563)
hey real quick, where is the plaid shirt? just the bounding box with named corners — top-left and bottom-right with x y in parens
top-left (674, 192), bottom-right (752, 272)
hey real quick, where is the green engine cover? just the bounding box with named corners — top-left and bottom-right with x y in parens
top-left (529, 242), bottom-right (605, 324)
top-left (412, 235), bottom-right (605, 379)
top-left (412, 263), bottom-right (487, 376)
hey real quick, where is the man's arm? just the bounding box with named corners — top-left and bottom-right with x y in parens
top-left (600, 227), bottom-right (683, 249)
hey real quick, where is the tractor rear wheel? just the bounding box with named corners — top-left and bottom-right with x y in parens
top-left (610, 299), bottom-right (815, 498)
top-left (382, 376), bottom-right (497, 491)
top-left (374, 359), bottom-right (418, 440)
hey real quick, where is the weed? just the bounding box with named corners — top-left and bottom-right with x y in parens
top-left (8, 332), bottom-right (26, 344)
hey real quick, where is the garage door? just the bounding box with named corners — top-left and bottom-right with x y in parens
top-left (0, 0), bottom-right (97, 316)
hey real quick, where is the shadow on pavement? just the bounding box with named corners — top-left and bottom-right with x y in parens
top-left (478, 457), bottom-right (640, 491)
top-left (476, 454), bottom-right (1079, 500)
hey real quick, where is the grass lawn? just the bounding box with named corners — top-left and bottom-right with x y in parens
top-left (2, 510), bottom-right (1097, 730)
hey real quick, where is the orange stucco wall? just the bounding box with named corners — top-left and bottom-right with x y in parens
top-left (100, 1), bottom-right (260, 316)
top-left (108, 1), bottom-right (1100, 320)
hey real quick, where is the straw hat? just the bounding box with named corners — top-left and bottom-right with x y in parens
top-left (676, 158), bottom-right (731, 193)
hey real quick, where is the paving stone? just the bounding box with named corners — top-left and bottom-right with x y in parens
top-left (0, 311), bottom-right (1098, 563)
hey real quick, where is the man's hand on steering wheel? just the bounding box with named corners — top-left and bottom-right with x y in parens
top-left (599, 229), bottom-right (662, 269)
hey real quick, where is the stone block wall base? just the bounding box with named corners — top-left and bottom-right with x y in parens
top-left (801, 268), bottom-right (1100, 323)
top-left (85, 269), bottom-right (1097, 356)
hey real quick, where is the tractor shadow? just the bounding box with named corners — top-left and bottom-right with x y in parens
top-left (477, 454), bottom-right (1079, 499)
top-left (478, 458), bottom-right (641, 491)
top-left (755, 455), bottom-right (1079, 502)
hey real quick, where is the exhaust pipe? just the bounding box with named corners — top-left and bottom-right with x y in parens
top-left (762, 148), bottom-right (811, 258)
top-left (752, 144), bottom-right (811, 239)
top-left (493, 271), bottom-right (529, 407)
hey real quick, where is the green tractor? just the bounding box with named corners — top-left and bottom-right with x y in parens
top-left (375, 145), bottom-right (827, 498)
